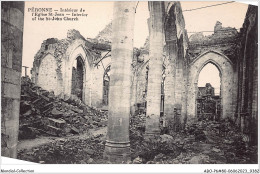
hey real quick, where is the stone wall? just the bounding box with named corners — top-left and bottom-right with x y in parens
top-left (186, 21), bottom-right (241, 121)
top-left (32, 30), bottom-right (112, 107)
top-left (187, 21), bottom-right (240, 65)
top-left (235, 5), bottom-right (258, 144)
top-left (37, 54), bottom-right (59, 94)
top-left (91, 55), bottom-right (111, 108)
top-left (1, 1), bottom-right (24, 158)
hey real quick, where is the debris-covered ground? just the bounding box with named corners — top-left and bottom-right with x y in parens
top-left (129, 115), bottom-right (258, 164)
top-left (19, 76), bottom-right (108, 140)
top-left (17, 77), bottom-right (257, 164)
top-left (18, 113), bottom-right (257, 164)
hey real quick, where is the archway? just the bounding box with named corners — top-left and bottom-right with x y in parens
top-left (196, 63), bottom-right (221, 121)
top-left (71, 56), bottom-right (84, 100)
top-left (164, 4), bottom-right (178, 120)
top-left (103, 65), bottom-right (111, 105)
top-left (65, 44), bottom-right (91, 105)
top-left (164, 3), bottom-right (188, 130)
top-left (187, 51), bottom-right (234, 119)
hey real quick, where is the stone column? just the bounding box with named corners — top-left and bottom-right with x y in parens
top-left (145, 1), bottom-right (165, 138)
top-left (164, 40), bottom-right (178, 129)
top-left (104, 1), bottom-right (135, 163)
top-left (1, 1), bottom-right (24, 158)
top-left (175, 58), bottom-right (184, 105)
top-left (174, 36), bottom-right (185, 130)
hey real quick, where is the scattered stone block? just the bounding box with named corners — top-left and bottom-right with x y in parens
top-left (51, 108), bottom-right (63, 117)
top-left (70, 127), bottom-right (80, 134)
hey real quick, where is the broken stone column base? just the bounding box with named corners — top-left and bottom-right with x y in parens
top-left (103, 141), bottom-right (131, 163)
top-left (144, 114), bottom-right (161, 139)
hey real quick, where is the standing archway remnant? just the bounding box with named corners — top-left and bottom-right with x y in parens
top-left (64, 44), bottom-right (91, 105)
top-left (164, 2), bottom-right (188, 132)
top-left (164, 4), bottom-right (178, 124)
top-left (187, 51), bottom-right (234, 119)
top-left (32, 30), bottom-right (99, 107)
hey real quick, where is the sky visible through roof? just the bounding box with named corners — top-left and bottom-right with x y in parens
top-left (22, 1), bottom-right (249, 91)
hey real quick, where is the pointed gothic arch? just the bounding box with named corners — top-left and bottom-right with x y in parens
top-left (187, 51), bottom-right (235, 119)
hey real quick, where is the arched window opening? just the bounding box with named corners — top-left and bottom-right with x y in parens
top-left (103, 65), bottom-right (111, 105)
top-left (161, 66), bottom-right (166, 116)
top-left (71, 56), bottom-right (84, 100)
top-left (137, 65), bottom-right (166, 115)
top-left (197, 63), bottom-right (221, 121)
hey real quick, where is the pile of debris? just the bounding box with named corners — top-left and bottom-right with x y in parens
top-left (129, 114), bottom-right (257, 164)
top-left (17, 134), bottom-right (106, 164)
top-left (17, 109), bottom-right (257, 164)
top-left (19, 76), bottom-right (108, 140)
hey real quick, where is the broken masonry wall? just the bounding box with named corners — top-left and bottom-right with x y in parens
top-left (187, 21), bottom-right (240, 64)
top-left (63, 38), bottom-right (91, 104)
top-left (91, 54), bottom-right (112, 108)
top-left (32, 37), bottom-right (68, 96)
top-left (32, 30), bottom-right (114, 108)
top-left (186, 21), bottom-right (241, 121)
top-left (1, 1), bottom-right (24, 158)
top-left (136, 60), bottom-right (149, 104)
top-left (130, 50), bottom-right (149, 115)
top-left (37, 54), bottom-right (60, 94)
top-left (236, 5), bottom-right (258, 144)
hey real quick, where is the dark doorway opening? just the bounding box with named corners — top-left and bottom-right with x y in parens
top-left (71, 56), bottom-right (84, 100)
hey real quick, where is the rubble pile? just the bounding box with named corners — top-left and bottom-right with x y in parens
top-left (19, 77), bottom-right (108, 139)
top-left (18, 88), bottom-right (257, 164)
top-left (17, 134), bottom-right (106, 164)
top-left (129, 114), bottom-right (181, 164)
top-left (129, 115), bottom-right (257, 164)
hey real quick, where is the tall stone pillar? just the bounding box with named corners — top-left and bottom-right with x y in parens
top-left (174, 36), bottom-right (185, 130)
top-left (145, 1), bottom-right (165, 138)
top-left (104, 1), bottom-right (135, 163)
top-left (164, 40), bottom-right (178, 128)
top-left (1, 1), bottom-right (24, 158)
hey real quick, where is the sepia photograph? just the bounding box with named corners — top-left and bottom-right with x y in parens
top-left (1, 0), bottom-right (259, 173)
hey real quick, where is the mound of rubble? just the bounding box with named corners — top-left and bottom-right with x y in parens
top-left (18, 83), bottom-right (257, 164)
top-left (18, 134), bottom-right (106, 164)
top-left (129, 115), bottom-right (257, 164)
top-left (19, 76), bottom-right (108, 140)
top-left (17, 110), bottom-right (257, 164)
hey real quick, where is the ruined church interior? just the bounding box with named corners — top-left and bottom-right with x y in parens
top-left (1, 1), bottom-right (258, 167)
